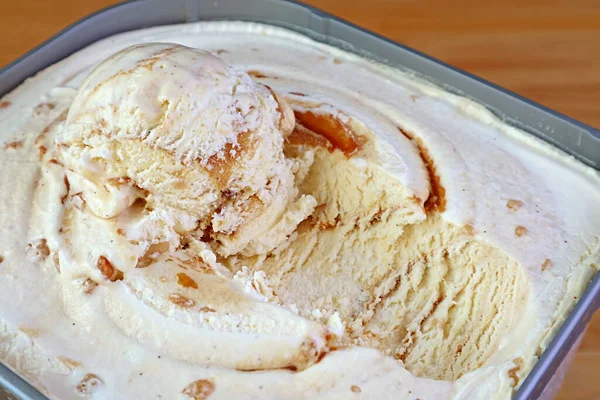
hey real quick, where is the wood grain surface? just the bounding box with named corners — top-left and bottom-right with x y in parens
top-left (0, 1), bottom-right (599, 399)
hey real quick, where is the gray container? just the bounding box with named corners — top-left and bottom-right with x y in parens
top-left (1, 1), bottom-right (599, 399)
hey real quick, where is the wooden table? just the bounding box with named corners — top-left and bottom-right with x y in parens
top-left (1, 1), bottom-right (599, 399)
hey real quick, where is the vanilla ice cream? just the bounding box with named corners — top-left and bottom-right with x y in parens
top-left (0, 21), bottom-right (599, 400)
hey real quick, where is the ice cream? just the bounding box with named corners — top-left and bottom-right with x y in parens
top-left (0, 21), bottom-right (599, 400)
top-left (58, 42), bottom-right (313, 259)
top-left (52, 42), bottom-right (325, 373)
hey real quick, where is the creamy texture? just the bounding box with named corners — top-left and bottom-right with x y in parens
top-left (59, 43), bottom-right (312, 258)
top-left (0, 21), bottom-right (599, 400)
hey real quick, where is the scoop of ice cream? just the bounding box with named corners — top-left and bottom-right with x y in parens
top-left (56, 43), bottom-right (312, 256)
top-left (49, 43), bottom-right (325, 372)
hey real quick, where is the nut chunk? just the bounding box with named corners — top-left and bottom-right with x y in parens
top-left (76, 373), bottom-right (103, 396)
top-left (27, 238), bottom-right (50, 261)
top-left (182, 379), bottom-right (215, 399)
top-left (169, 293), bottom-right (195, 308)
top-left (97, 256), bottom-right (122, 281)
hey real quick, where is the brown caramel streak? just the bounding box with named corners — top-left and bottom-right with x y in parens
top-left (61, 175), bottom-right (70, 204)
top-left (508, 358), bottom-right (523, 387)
top-left (177, 272), bottom-right (199, 289)
top-left (356, 259), bottom-right (414, 333)
top-left (294, 111), bottom-right (362, 156)
top-left (205, 130), bottom-right (253, 189)
top-left (247, 70), bottom-right (268, 79)
top-left (234, 345), bottom-right (343, 374)
top-left (38, 146), bottom-right (48, 160)
top-left (234, 364), bottom-right (299, 374)
top-left (286, 124), bottom-right (334, 151)
top-left (398, 128), bottom-right (446, 213)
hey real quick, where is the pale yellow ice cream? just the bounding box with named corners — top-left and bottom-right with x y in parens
top-left (0, 21), bottom-right (599, 400)
top-left (233, 144), bottom-right (528, 380)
